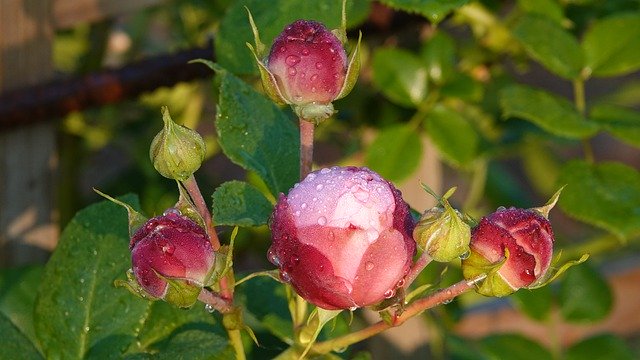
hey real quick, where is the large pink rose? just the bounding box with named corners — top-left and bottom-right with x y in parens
top-left (269, 166), bottom-right (416, 310)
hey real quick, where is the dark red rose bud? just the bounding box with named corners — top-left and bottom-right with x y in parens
top-left (462, 207), bottom-right (554, 297)
top-left (269, 166), bottom-right (416, 310)
top-left (130, 209), bottom-right (215, 307)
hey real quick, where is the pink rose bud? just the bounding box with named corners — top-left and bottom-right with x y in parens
top-left (130, 209), bottom-right (215, 307)
top-left (269, 166), bottom-right (416, 310)
top-left (461, 207), bottom-right (554, 297)
top-left (267, 20), bottom-right (347, 106)
top-left (247, 12), bottom-right (361, 123)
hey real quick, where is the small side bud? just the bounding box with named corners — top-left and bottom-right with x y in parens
top-left (150, 107), bottom-right (206, 181)
top-left (413, 187), bottom-right (470, 262)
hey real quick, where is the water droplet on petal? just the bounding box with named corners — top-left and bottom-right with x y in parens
top-left (396, 278), bottom-right (406, 288)
top-left (205, 303), bottom-right (215, 313)
top-left (315, 62), bottom-right (323, 69)
top-left (310, 74), bottom-right (319, 82)
top-left (383, 289), bottom-right (395, 299)
top-left (311, 86), bottom-right (317, 93)
top-left (288, 67), bottom-right (297, 76)
top-left (320, 168), bottom-right (331, 174)
top-left (294, 211), bottom-right (301, 217)
top-left (459, 251), bottom-right (470, 260)
top-left (497, 206), bottom-right (506, 211)
top-left (163, 208), bottom-right (181, 216)
top-left (349, 306), bottom-right (358, 311)
top-left (279, 270), bottom-right (291, 283)
top-left (286, 55), bottom-right (301, 66)
top-left (365, 261), bottom-right (374, 271)
top-left (301, 203), bottom-right (307, 209)
top-left (316, 184), bottom-right (324, 190)
top-left (442, 298), bottom-right (452, 305)
top-left (301, 48), bottom-right (310, 56)
top-left (317, 216), bottom-right (327, 226)
top-left (366, 228), bottom-right (379, 242)
top-left (267, 248), bottom-right (281, 266)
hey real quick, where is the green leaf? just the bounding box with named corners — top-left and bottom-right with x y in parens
top-left (151, 329), bottom-right (232, 360)
top-left (372, 47), bottom-right (428, 108)
top-left (559, 263), bottom-right (613, 323)
top-left (582, 13), bottom-right (640, 77)
top-left (425, 104), bottom-right (479, 167)
top-left (590, 104), bottom-right (640, 148)
top-left (212, 180), bottom-right (273, 227)
top-left (558, 160), bottom-right (640, 240)
top-left (34, 195), bottom-right (151, 360)
top-left (216, 0), bottom-right (371, 74)
top-left (378, 0), bottom-right (469, 23)
top-left (510, 285), bottom-right (553, 321)
top-left (236, 276), bottom-right (292, 343)
top-left (480, 334), bottom-right (552, 360)
top-left (566, 334), bottom-right (634, 360)
top-left (365, 124), bottom-right (422, 182)
top-left (216, 69), bottom-right (299, 196)
top-left (499, 85), bottom-right (599, 139)
top-left (516, 0), bottom-right (565, 25)
top-left (0, 312), bottom-right (42, 360)
top-left (0, 266), bottom-right (42, 349)
top-left (421, 31), bottom-right (456, 85)
top-left (513, 14), bottom-right (584, 79)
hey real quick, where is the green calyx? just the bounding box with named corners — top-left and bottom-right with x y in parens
top-left (149, 106), bottom-right (206, 181)
top-left (414, 186), bottom-right (471, 262)
top-left (462, 248), bottom-right (515, 297)
top-left (94, 189), bottom-right (147, 237)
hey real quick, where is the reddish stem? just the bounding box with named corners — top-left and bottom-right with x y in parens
top-left (183, 175), bottom-right (221, 250)
top-left (198, 288), bottom-right (233, 313)
top-left (299, 118), bottom-right (315, 179)
top-left (403, 252), bottom-right (432, 290)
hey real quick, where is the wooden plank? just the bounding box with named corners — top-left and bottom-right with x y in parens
top-left (0, 0), bottom-right (57, 267)
top-left (53, 0), bottom-right (163, 29)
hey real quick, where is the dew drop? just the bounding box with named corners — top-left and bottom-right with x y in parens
top-left (79, 296), bottom-right (84, 302)
top-left (306, 173), bottom-right (316, 181)
top-left (205, 304), bottom-right (215, 313)
top-left (267, 248), bottom-right (281, 266)
top-left (311, 86), bottom-right (317, 93)
top-left (316, 184), bottom-right (324, 190)
top-left (163, 208), bottom-right (181, 216)
top-left (294, 211), bottom-right (301, 217)
top-left (442, 298), bottom-right (452, 305)
top-left (310, 74), bottom-right (319, 81)
top-left (317, 216), bottom-right (327, 226)
top-left (79, 278), bottom-right (85, 284)
top-left (286, 55), bottom-right (301, 66)
top-left (349, 306), bottom-right (358, 311)
top-left (320, 168), bottom-right (331, 174)
top-left (396, 278), bottom-right (406, 288)
top-left (383, 289), bottom-right (395, 299)
top-left (312, 197), bottom-right (318, 202)
top-left (288, 67), bottom-right (297, 76)
top-left (301, 48), bottom-right (310, 56)
top-left (279, 270), bottom-right (292, 283)
top-left (496, 206), bottom-right (506, 211)
top-left (301, 203), bottom-right (307, 209)
top-left (315, 62), bottom-right (323, 69)
top-left (365, 261), bottom-right (374, 271)
top-left (366, 228), bottom-right (379, 242)
top-left (329, 48), bottom-right (336, 54)
top-left (279, 46), bottom-right (287, 53)
top-left (459, 250), bottom-right (470, 260)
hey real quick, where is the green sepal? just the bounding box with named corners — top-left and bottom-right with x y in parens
top-left (246, 43), bottom-right (288, 105)
top-left (532, 186), bottom-right (564, 219)
top-left (528, 253), bottom-right (589, 289)
top-left (462, 248), bottom-right (515, 297)
top-left (175, 181), bottom-right (206, 230)
top-left (335, 31), bottom-right (362, 100)
top-left (330, 0), bottom-right (349, 45)
top-left (298, 308), bottom-right (342, 359)
top-left (378, 309), bottom-right (394, 326)
top-left (245, 7), bottom-right (266, 58)
top-left (205, 227), bottom-right (238, 287)
top-left (114, 268), bottom-right (158, 301)
top-left (235, 269), bottom-right (282, 286)
top-left (93, 189), bottom-right (147, 237)
top-left (156, 271), bottom-right (202, 308)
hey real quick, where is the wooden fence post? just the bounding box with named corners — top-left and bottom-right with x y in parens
top-left (0, 0), bottom-right (57, 266)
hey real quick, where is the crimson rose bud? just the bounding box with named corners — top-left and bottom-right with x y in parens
top-left (269, 166), bottom-right (416, 310)
top-left (462, 207), bottom-right (554, 297)
top-left (130, 209), bottom-right (215, 307)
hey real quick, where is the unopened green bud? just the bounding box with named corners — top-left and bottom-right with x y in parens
top-left (150, 106), bottom-right (206, 181)
top-left (413, 204), bottom-right (471, 262)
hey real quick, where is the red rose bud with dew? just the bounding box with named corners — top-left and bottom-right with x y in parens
top-left (129, 209), bottom-right (215, 308)
top-left (247, 13), bottom-right (361, 123)
top-left (461, 207), bottom-right (554, 297)
top-left (269, 166), bottom-right (416, 310)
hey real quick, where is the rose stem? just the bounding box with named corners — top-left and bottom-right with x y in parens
top-left (311, 276), bottom-right (485, 355)
top-left (299, 118), bottom-right (315, 179)
top-left (183, 174), bottom-right (221, 250)
top-left (403, 252), bottom-right (432, 289)
top-left (198, 288), bottom-right (233, 313)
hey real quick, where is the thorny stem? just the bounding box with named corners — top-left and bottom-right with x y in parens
top-left (311, 276), bottom-right (485, 355)
top-left (299, 118), bottom-right (315, 179)
top-left (183, 175), bottom-right (221, 250)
